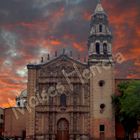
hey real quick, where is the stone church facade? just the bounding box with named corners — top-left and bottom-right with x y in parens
top-left (26, 2), bottom-right (115, 140)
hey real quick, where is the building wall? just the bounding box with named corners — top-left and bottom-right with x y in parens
top-left (26, 58), bottom-right (90, 140)
top-left (0, 108), bottom-right (4, 136)
top-left (2, 78), bottom-right (140, 140)
top-left (90, 64), bottom-right (115, 140)
top-left (4, 107), bottom-right (27, 138)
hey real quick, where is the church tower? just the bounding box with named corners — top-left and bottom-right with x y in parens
top-left (88, 1), bottom-right (112, 63)
top-left (88, 1), bottom-right (115, 140)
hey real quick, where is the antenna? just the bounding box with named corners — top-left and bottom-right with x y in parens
top-left (63, 48), bottom-right (65, 54)
top-left (84, 57), bottom-right (87, 63)
top-left (70, 51), bottom-right (72, 57)
top-left (78, 54), bottom-right (80, 60)
top-left (41, 57), bottom-right (44, 63)
top-left (55, 51), bottom-right (57, 57)
top-left (47, 54), bottom-right (50, 60)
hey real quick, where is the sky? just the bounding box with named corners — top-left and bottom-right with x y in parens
top-left (0, 0), bottom-right (140, 107)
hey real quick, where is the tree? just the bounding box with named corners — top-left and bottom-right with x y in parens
top-left (112, 81), bottom-right (140, 140)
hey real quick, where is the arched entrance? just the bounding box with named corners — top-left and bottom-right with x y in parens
top-left (56, 118), bottom-right (69, 140)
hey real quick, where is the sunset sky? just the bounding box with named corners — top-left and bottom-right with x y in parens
top-left (0, 0), bottom-right (140, 107)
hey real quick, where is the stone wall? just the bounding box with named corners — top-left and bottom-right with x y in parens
top-left (90, 64), bottom-right (115, 140)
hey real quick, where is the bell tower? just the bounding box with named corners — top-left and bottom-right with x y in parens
top-left (88, 0), bottom-right (113, 64)
top-left (89, 1), bottom-right (115, 140)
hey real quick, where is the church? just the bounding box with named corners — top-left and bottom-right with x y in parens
top-left (26, 2), bottom-right (115, 140)
top-left (3, 1), bottom-right (140, 140)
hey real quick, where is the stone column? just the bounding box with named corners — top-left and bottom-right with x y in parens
top-left (70, 134), bottom-right (74, 140)
top-left (26, 65), bottom-right (38, 139)
top-left (76, 134), bottom-right (80, 140)
top-left (100, 42), bottom-right (103, 54)
top-left (70, 113), bottom-right (73, 134)
top-left (52, 134), bottom-right (56, 140)
top-left (45, 134), bottom-right (49, 140)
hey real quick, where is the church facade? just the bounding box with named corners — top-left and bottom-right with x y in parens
top-left (26, 2), bottom-right (115, 140)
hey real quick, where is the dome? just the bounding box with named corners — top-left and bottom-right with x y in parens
top-left (18, 89), bottom-right (27, 98)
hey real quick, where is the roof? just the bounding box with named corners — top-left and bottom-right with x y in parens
top-left (4, 107), bottom-right (26, 110)
top-left (0, 107), bottom-right (3, 110)
top-left (27, 54), bottom-right (88, 69)
top-left (115, 78), bottom-right (140, 81)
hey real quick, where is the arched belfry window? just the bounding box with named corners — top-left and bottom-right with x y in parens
top-left (99, 24), bottom-right (102, 32)
top-left (103, 43), bottom-right (108, 54)
top-left (60, 94), bottom-right (66, 107)
top-left (96, 43), bottom-right (100, 54)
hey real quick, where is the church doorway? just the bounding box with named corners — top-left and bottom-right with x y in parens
top-left (56, 118), bottom-right (69, 140)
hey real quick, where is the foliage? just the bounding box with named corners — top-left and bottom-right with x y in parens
top-left (112, 80), bottom-right (140, 139)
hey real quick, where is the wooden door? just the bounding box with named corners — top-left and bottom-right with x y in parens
top-left (57, 119), bottom-right (69, 140)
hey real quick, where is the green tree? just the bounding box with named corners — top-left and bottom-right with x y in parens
top-left (112, 81), bottom-right (140, 140)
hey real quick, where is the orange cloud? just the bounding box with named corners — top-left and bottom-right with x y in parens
top-left (0, 1), bottom-right (140, 108)
top-left (83, 11), bottom-right (91, 21)
top-left (73, 42), bottom-right (84, 52)
top-left (50, 40), bottom-right (61, 46)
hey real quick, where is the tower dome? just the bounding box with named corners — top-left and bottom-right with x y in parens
top-left (16, 89), bottom-right (27, 107)
top-left (19, 89), bottom-right (27, 98)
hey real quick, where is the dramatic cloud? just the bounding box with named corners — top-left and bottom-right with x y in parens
top-left (0, 0), bottom-right (140, 107)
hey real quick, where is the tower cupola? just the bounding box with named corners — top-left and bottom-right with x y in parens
top-left (88, 1), bottom-right (113, 64)
top-left (94, 2), bottom-right (105, 14)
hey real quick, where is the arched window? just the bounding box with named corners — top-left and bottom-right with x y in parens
top-left (96, 43), bottom-right (100, 54)
top-left (103, 43), bottom-right (108, 54)
top-left (99, 24), bottom-right (102, 32)
top-left (17, 101), bottom-right (20, 107)
top-left (60, 94), bottom-right (66, 107)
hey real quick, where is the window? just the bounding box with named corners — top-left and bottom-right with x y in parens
top-left (99, 80), bottom-right (105, 87)
top-left (100, 125), bottom-right (105, 132)
top-left (17, 101), bottom-right (20, 107)
top-left (103, 43), bottom-right (108, 54)
top-left (100, 103), bottom-right (106, 113)
top-left (96, 43), bottom-right (100, 54)
top-left (100, 125), bottom-right (105, 139)
top-left (99, 24), bottom-right (102, 32)
top-left (100, 104), bottom-right (105, 109)
top-left (0, 123), bottom-right (3, 128)
top-left (0, 114), bottom-right (3, 119)
top-left (60, 94), bottom-right (66, 107)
